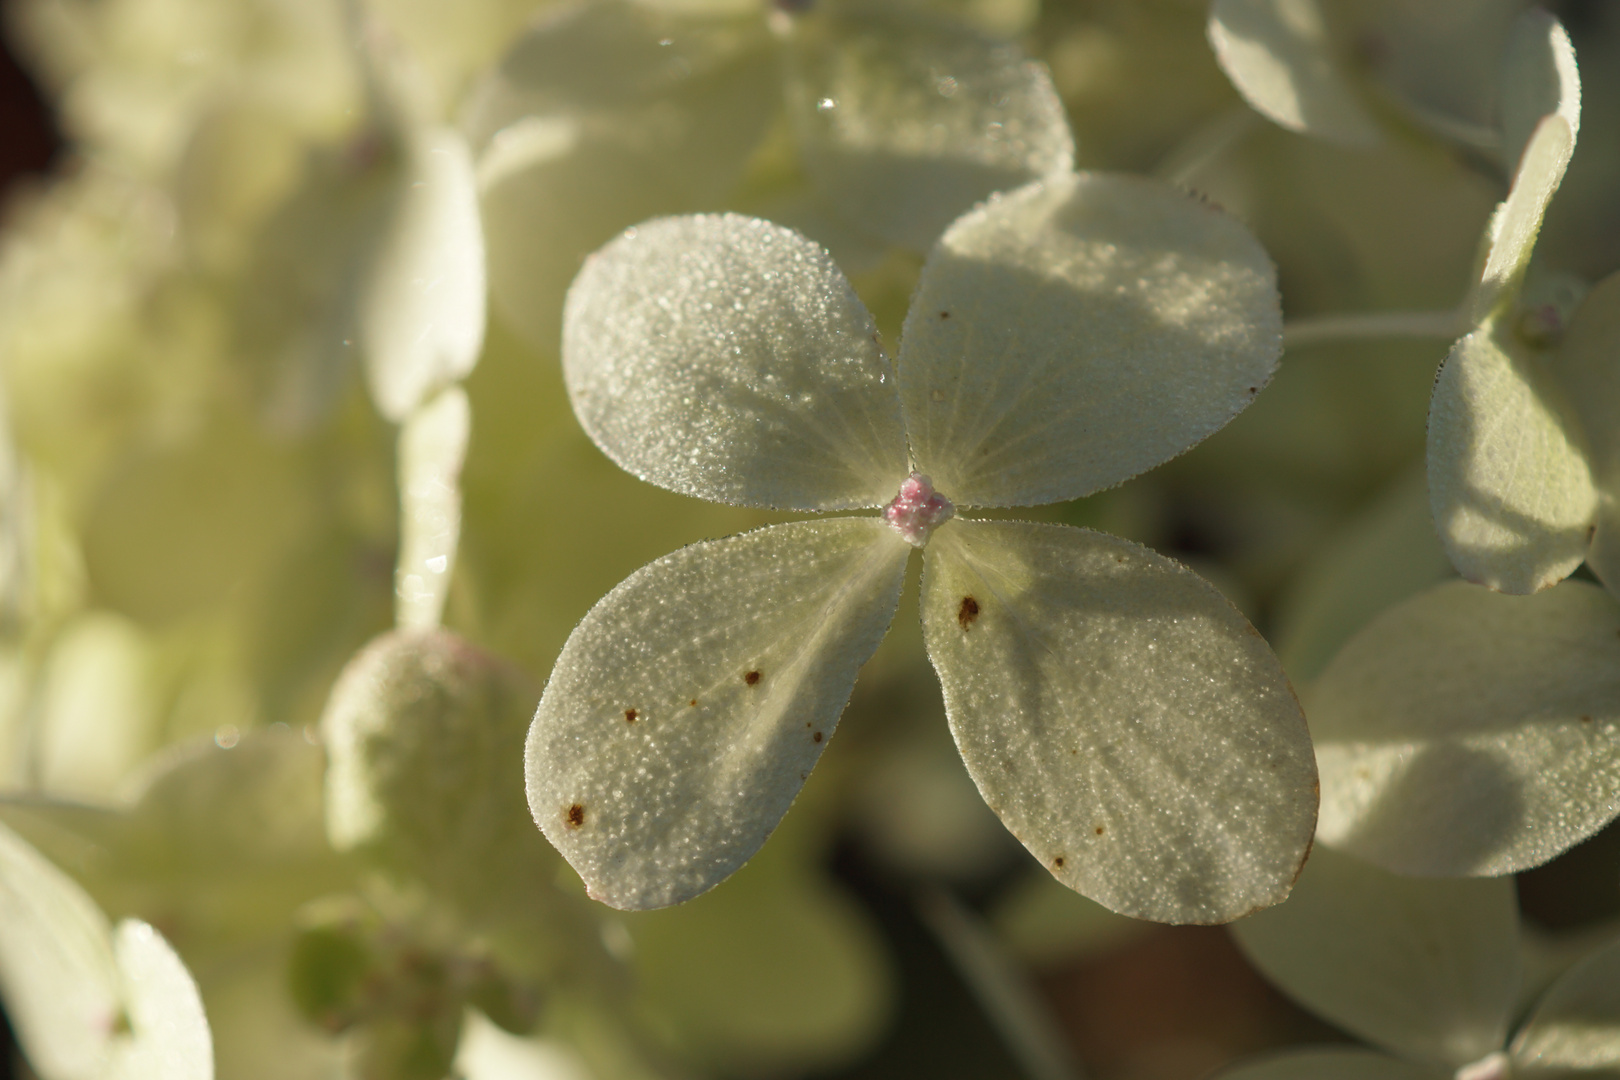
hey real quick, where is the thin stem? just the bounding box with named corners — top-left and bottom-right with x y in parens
top-left (916, 887), bottom-right (1085, 1080)
top-left (1155, 107), bottom-right (1262, 189)
top-left (1283, 308), bottom-right (1466, 350)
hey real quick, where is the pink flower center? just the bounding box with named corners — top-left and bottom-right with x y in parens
top-left (883, 472), bottom-right (955, 547)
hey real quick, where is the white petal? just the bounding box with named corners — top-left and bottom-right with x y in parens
top-left (898, 173), bottom-right (1282, 508)
top-left (467, 0), bottom-right (777, 348)
top-left (1207, 0), bottom-right (1382, 146)
top-left (454, 1009), bottom-right (590, 1080)
top-left (1499, 9), bottom-right (1580, 181)
top-left (563, 215), bottom-right (909, 509)
top-left (395, 386), bottom-right (470, 630)
top-left (106, 920), bottom-right (214, 1080)
top-left (1312, 581), bottom-right (1620, 876)
top-left (1470, 115), bottom-right (1574, 326)
top-left (527, 518), bottom-right (910, 909)
top-left (1212, 1049), bottom-right (1448, 1080)
top-left (784, 5), bottom-right (1073, 251)
top-left (359, 126), bottom-right (486, 422)
top-left (1231, 847), bottom-right (1519, 1068)
top-left (1427, 326), bottom-right (1596, 594)
top-left (1511, 936), bottom-right (1620, 1075)
top-left (0, 818), bottom-right (121, 1080)
top-left (920, 520), bottom-right (1316, 925)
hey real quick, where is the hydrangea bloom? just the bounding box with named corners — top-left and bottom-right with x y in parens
top-left (525, 172), bottom-right (1319, 925)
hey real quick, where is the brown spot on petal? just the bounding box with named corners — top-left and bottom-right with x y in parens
top-left (744, 670), bottom-right (761, 686)
top-left (1094, 825), bottom-right (1105, 836)
top-left (958, 596), bottom-right (980, 629)
top-left (689, 699), bottom-right (698, 707)
top-left (939, 310), bottom-right (950, 319)
top-left (813, 731), bottom-right (823, 743)
top-left (1053, 857), bottom-right (1065, 869)
top-left (1581, 715), bottom-right (1594, 723)
top-left (565, 804), bottom-right (585, 828)
top-left (624, 708), bottom-right (637, 723)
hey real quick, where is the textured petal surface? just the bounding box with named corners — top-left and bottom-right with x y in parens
top-left (0, 818), bottom-right (121, 1080)
top-left (784, 4), bottom-right (1073, 251)
top-left (1499, 9), bottom-right (1580, 183)
top-left (1207, 0), bottom-right (1381, 146)
top-left (1213, 1049), bottom-right (1447, 1080)
top-left (107, 920), bottom-right (214, 1080)
top-left (359, 126), bottom-right (486, 422)
top-left (563, 214), bottom-right (909, 509)
top-left (1427, 326), bottom-right (1596, 594)
top-left (395, 386), bottom-right (470, 630)
top-left (527, 519), bottom-right (910, 909)
top-left (1512, 936), bottom-right (1620, 1076)
top-left (1469, 116), bottom-right (1574, 326)
top-left (919, 519), bottom-right (1316, 925)
top-left (468, 0), bottom-right (777, 348)
top-left (1312, 581), bottom-right (1620, 876)
top-left (898, 173), bottom-right (1281, 508)
top-left (1232, 847), bottom-right (1520, 1068)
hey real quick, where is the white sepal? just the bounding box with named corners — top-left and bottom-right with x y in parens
top-left (395, 386), bottom-right (471, 630)
top-left (527, 518), bottom-right (910, 909)
top-left (919, 519), bottom-right (1316, 925)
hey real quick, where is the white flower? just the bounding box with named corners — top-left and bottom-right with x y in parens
top-left (525, 171), bottom-right (1319, 925)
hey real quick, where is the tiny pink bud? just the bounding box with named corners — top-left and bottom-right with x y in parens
top-left (883, 472), bottom-right (956, 547)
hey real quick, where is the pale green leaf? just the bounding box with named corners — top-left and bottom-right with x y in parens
top-left (1207, 0), bottom-right (1382, 146)
top-left (359, 126), bottom-right (485, 422)
top-left (1312, 581), bottom-right (1620, 876)
top-left (1511, 936), bottom-right (1620, 1076)
top-left (919, 519), bottom-right (1316, 925)
top-left (898, 173), bottom-right (1282, 509)
top-left (1470, 115), bottom-right (1574, 326)
top-left (563, 214), bottom-right (909, 510)
top-left (783, 4), bottom-right (1073, 251)
top-left (1212, 1049), bottom-right (1447, 1080)
top-left (0, 818), bottom-right (121, 1080)
top-left (395, 386), bottom-right (470, 630)
top-left (1499, 9), bottom-right (1580, 181)
top-left (527, 519), bottom-right (910, 909)
top-left (1231, 846), bottom-right (1519, 1068)
top-left (1427, 326), bottom-right (1596, 594)
top-left (105, 920), bottom-right (213, 1080)
top-left (468, 0), bottom-right (778, 348)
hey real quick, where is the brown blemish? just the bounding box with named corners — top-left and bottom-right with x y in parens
top-left (1094, 825), bottom-right (1105, 836)
top-left (1053, 857), bottom-right (1065, 868)
top-left (812, 731), bottom-right (823, 743)
top-left (565, 804), bottom-right (585, 828)
top-left (958, 595), bottom-right (980, 629)
top-left (939, 310), bottom-right (950, 319)
top-left (744, 670), bottom-right (761, 686)
top-left (624, 708), bottom-right (638, 723)
top-left (1115, 555), bottom-right (1126, 563)
top-left (689, 699), bottom-right (698, 707)
top-left (1248, 386), bottom-right (1258, 394)
top-left (1589, 524), bottom-right (1599, 542)
top-left (1581, 715), bottom-right (1594, 723)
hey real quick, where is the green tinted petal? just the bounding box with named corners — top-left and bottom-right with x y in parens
top-left (528, 519), bottom-right (909, 909)
top-left (1212, 1049), bottom-right (1448, 1080)
top-left (0, 818), bottom-right (121, 1080)
top-left (1470, 115), bottom-right (1574, 327)
top-left (563, 214), bottom-right (908, 509)
top-left (1499, 9), bottom-right (1580, 180)
top-left (359, 127), bottom-right (485, 423)
top-left (395, 386), bottom-right (470, 631)
top-left (1427, 326), bottom-right (1596, 594)
top-left (106, 920), bottom-right (213, 1080)
top-left (1511, 936), bottom-right (1620, 1076)
top-left (1232, 847), bottom-right (1519, 1068)
top-left (468, 0), bottom-right (777, 348)
top-left (1207, 0), bottom-right (1381, 146)
top-left (920, 520), bottom-right (1316, 925)
top-left (784, 4), bottom-right (1073, 251)
top-left (899, 173), bottom-right (1281, 508)
top-left (1312, 581), bottom-right (1620, 876)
